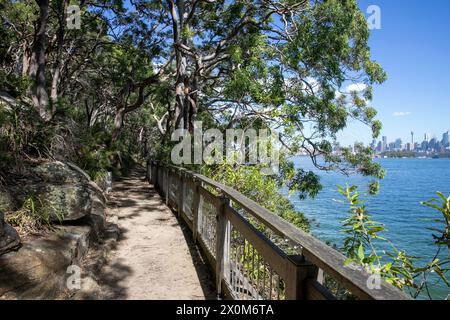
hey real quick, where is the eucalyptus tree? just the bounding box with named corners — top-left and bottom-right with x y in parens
top-left (0, 0), bottom-right (116, 121)
top-left (142, 0), bottom-right (387, 190)
top-left (0, 0), bottom-right (387, 191)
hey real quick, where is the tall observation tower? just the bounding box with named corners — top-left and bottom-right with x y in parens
top-left (411, 131), bottom-right (414, 145)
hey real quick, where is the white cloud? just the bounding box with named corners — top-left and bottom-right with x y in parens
top-left (392, 111), bottom-right (411, 117)
top-left (345, 83), bottom-right (368, 93)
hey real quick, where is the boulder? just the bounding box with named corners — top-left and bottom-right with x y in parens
top-left (0, 212), bottom-right (21, 256)
top-left (31, 161), bottom-right (90, 185)
top-left (8, 161), bottom-right (105, 223)
top-left (0, 160), bottom-right (113, 299)
top-left (78, 193), bottom-right (106, 242)
top-left (10, 182), bottom-right (92, 222)
top-left (0, 225), bottom-right (92, 299)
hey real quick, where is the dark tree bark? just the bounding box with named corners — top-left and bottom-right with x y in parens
top-left (29, 0), bottom-right (50, 121)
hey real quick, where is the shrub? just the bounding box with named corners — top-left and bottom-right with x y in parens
top-left (6, 196), bottom-right (64, 235)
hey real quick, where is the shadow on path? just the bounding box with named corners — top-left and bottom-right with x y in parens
top-left (87, 166), bottom-right (215, 299)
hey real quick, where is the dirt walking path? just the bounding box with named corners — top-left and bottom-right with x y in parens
top-left (94, 168), bottom-right (215, 299)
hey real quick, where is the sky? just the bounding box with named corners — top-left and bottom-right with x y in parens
top-left (338, 0), bottom-right (450, 146)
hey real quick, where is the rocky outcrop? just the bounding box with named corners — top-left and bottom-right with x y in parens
top-left (0, 160), bottom-right (119, 299)
top-left (0, 224), bottom-right (102, 299)
top-left (8, 161), bottom-right (104, 222)
top-left (0, 212), bottom-right (21, 256)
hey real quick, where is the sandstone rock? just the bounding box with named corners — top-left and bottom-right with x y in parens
top-left (0, 188), bottom-right (15, 213)
top-left (0, 225), bottom-right (92, 299)
top-left (83, 195), bottom-right (106, 241)
top-left (31, 161), bottom-right (89, 185)
top-left (10, 182), bottom-right (92, 222)
top-left (0, 212), bottom-right (21, 256)
top-left (0, 160), bottom-right (113, 299)
top-left (8, 161), bottom-right (106, 223)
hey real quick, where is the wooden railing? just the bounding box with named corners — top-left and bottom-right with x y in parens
top-left (146, 161), bottom-right (410, 300)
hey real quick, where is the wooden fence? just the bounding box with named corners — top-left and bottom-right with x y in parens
top-left (146, 161), bottom-right (410, 300)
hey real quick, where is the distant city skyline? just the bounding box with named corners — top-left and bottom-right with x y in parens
top-left (370, 129), bottom-right (450, 154)
top-left (337, 0), bottom-right (450, 146)
top-left (343, 129), bottom-right (450, 149)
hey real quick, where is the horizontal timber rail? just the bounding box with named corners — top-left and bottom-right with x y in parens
top-left (146, 161), bottom-right (410, 300)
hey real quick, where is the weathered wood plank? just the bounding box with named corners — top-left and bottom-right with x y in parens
top-left (285, 255), bottom-right (318, 300)
top-left (305, 279), bottom-right (336, 300)
top-left (223, 205), bottom-right (288, 280)
top-left (157, 163), bottom-right (410, 300)
top-left (198, 185), bottom-right (221, 208)
top-left (215, 197), bottom-right (229, 296)
top-left (192, 173), bottom-right (408, 300)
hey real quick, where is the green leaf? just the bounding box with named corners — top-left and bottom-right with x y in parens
top-left (344, 258), bottom-right (354, 266)
top-left (357, 243), bottom-right (365, 261)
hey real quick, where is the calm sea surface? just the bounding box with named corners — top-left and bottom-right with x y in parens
top-left (286, 157), bottom-right (450, 299)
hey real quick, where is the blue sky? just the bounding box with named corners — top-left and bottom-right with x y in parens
top-left (338, 0), bottom-right (450, 146)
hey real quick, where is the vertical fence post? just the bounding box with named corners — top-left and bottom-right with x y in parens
top-left (285, 255), bottom-right (318, 300)
top-left (215, 195), bottom-right (230, 298)
top-left (223, 218), bottom-right (231, 287)
top-left (165, 167), bottom-right (169, 205)
top-left (159, 165), bottom-right (163, 195)
top-left (161, 166), bottom-right (165, 197)
top-left (154, 162), bottom-right (159, 191)
top-left (152, 162), bottom-right (156, 186)
top-left (192, 178), bottom-right (200, 243)
top-left (177, 170), bottom-right (184, 217)
top-left (149, 161), bottom-right (152, 183)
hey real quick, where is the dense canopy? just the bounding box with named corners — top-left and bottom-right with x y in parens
top-left (1, 0), bottom-right (386, 225)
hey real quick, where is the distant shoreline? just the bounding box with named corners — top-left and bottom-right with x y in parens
top-left (374, 152), bottom-right (450, 159)
top-left (293, 153), bottom-right (450, 159)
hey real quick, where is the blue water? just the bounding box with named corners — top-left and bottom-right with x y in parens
top-left (286, 157), bottom-right (450, 299)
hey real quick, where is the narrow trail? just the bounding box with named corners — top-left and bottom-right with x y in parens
top-left (95, 167), bottom-right (215, 299)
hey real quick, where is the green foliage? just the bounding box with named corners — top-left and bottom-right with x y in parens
top-left (0, 71), bottom-right (30, 97)
top-left (6, 196), bottom-right (63, 235)
top-left (201, 162), bottom-right (309, 232)
top-left (338, 185), bottom-right (450, 299)
top-left (0, 100), bottom-right (56, 164)
top-left (421, 192), bottom-right (450, 254)
top-left (278, 159), bottom-right (322, 200)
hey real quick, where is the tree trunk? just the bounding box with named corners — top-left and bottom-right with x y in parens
top-left (111, 106), bottom-right (126, 143)
top-left (21, 41), bottom-right (31, 77)
top-left (30, 0), bottom-right (50, 121)
top-left (50, 0), bottom-right (69, 113)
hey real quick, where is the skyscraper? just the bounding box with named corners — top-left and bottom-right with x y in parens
top-left (377, 141), bottom-right (382, 152)
top-left (443, 131), bottom-right (450, 147)
top-left (406, 142), bottom-right (412, 151)
top-left (382, 136), bottom-right (387, 152)
top-left (429, 138), bottom-right (437, 151)
top-left (395, 138), bottom-right (403, 150)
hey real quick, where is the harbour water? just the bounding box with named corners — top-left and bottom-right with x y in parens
top-left (287, 157), bottom-right (450, 300)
